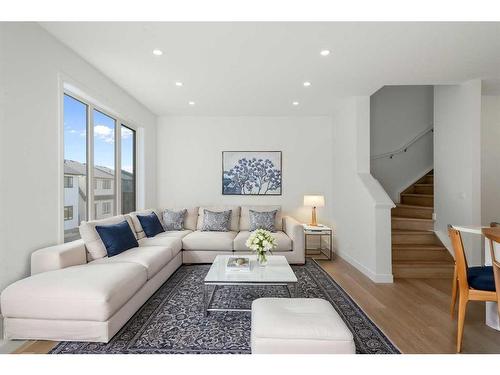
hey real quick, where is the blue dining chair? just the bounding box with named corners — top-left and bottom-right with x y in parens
top-left (448, 225), bottom-right (497, 353)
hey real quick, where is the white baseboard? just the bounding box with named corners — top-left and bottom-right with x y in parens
top-left (336, 251), bottom-right (393, 283)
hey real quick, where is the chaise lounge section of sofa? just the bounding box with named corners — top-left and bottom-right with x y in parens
top-left (0, 205), bottom-right (304, 343)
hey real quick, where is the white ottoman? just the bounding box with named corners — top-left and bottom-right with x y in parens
top-left (251, 298), bottom-right (356, 354)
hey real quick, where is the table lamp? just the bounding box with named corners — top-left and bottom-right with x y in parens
top-left (304, 195), bottom-right (325, 226)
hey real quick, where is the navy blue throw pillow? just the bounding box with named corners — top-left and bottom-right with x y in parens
top-left (95, 220), bottom-right (139, 257)
top-left (137, 213), bottom-right (165, 238)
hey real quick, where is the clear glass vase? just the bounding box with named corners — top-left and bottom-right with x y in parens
top-left (257, 252), bottom-right (268, 266)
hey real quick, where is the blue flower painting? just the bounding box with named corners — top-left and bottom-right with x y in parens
top-left (222, 151), bottom-right (282, 195)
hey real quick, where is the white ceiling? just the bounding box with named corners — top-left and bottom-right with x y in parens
top-left (40, 22), bottom-right (500, 116)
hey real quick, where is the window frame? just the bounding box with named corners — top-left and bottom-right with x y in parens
top-left (102, 201), bottom-right (111, 215)
top-left (120, 124), bottom-right (137, 214)
top-left (62, 91), bottom-right (138, 230)
top-left (62, 93), bottom-right (88, 244)
top-left (92, 108), bottom-right (117, 217)
top-left (64, 175), bottom-right (73, 188)
top-left (102, 179), bottom-right (112, 190)
top-left (64, 206), bottom-right (74, 221)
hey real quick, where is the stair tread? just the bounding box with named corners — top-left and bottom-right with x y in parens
top-left (393, 171), bottom-right (443, 278)
top-left (392, 244), bottom-right (447, 250)
top-left (392, 229), bottom-right (435, 234)
top-left (392, 216), bottom-right (433, 222)
top-left (393, 260), bottom-right (453, 266)
top-left (401, 193), bottom-right (433, 197)
top-left (395, 204), bottom-right (433, 210)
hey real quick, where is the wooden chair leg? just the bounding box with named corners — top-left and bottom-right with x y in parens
top-left (451, 264), bottom-right (458, 318)
top-left (457, 293), bottom-right (468, 353)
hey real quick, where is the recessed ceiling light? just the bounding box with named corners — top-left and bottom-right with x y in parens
top-left (303, 81), bottom-right (311, 87)
top-left (292, 101), bottom-right (299, 106)
top-left (320, 49), bottom-right (331, 56)
top-left (188, 101), bottom-right (195, 106)
top-left (152, 49), bottom-right (163, 56)
top-left (175, 81), bottom-right (183, 87)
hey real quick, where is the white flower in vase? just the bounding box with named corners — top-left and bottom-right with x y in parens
top-left (245, 229), bottom-right (278, 266)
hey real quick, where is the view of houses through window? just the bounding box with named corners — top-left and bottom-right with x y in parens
top-left (63, 93), bottom-right (136, 242)
top-left (64, 176), bottom-right (73, 188)
top-left (93, 109), bottom-right (116, 221)
top-left (64, 206), bottom-right (73, 221)
top-left (121, 125), bottom-right (136, 214)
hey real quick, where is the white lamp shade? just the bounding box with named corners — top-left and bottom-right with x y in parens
top-left (304, 195), bottom-right (325, 207)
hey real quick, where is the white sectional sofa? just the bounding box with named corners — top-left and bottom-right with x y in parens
top-left (128, 205), bottom-right (304, 264)
top-left (0, 205), bottom-right (304, 343)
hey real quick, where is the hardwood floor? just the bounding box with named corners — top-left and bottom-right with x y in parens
top-left (12, 340), bottom-right (57, 354)
top-left (319, 258), bottom-right (500, 353)
top-left (12, 257), bottom-right (500, 354)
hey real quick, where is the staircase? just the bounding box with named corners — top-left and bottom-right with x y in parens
top-left (391, 170), bottom-right (454, 278)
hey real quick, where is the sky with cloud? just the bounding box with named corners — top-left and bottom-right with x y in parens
top-left (64, 94), bottom-right (134, 174)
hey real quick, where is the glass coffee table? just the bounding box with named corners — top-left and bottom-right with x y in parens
top-left (203, 255), bottom-right (298, 316)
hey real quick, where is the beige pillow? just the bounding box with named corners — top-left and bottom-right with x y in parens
top-left (79, 215), bottom-right (136, 261)
top-left (128, 209), bottom-right (163, 239)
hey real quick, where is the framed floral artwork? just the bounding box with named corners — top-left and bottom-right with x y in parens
top-left (222, 151), bottom-right (282, 195)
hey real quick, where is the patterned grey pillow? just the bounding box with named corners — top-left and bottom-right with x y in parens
top-left (201, 209), bottom-right (232, 232)
top-left (249, 210), bottom-right (278, 232)
top-left (162, 209), bottom-right (187, 231)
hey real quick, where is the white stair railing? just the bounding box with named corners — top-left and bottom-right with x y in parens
top-left (371, 125), bottom-right (433, 160)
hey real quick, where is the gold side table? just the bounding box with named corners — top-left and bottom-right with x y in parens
top-left (303, 225), bottom-right (333, 260)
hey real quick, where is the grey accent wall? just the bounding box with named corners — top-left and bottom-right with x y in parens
top-left (370, 86), bottom-right (434, 202)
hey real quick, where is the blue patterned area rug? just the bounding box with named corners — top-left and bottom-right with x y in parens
top-left (50, 259), bottom-right (400, 354)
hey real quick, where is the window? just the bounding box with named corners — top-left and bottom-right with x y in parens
top-left (63, 94), bottom-right (87, 242)
top-left (63, 92), bottom-right (138, 241)
top-left (121, 125), bottom-right (136, 214)
top-left (64, 176), bottom-right (73, 188)
top-left (102, 202), bottom-right (111, 215)
top-left (64, 206), bottom-right (74, 221)
top-left (93, 109), bottom-right (116, 219)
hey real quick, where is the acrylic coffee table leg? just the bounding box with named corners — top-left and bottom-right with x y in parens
top-left (203, 284), bottom-right (216, 317)
top-left (203, 284), bottom-right (210, 317)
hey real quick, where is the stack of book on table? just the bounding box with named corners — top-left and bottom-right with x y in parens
top-left (226, 256), bottom-right (251, 272)
top-left (303, 224), bottom-right (328, 232)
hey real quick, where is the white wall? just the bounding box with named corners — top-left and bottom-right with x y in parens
top-left (481, 95), bottom-right (500, 228)
top-left (0, 23), bottom-right (158, 294)
top-left (157, 116), bottom-right (333, 225)
top-left (331, 97), bottom-right (394, 283)
top-left (434, 80), bottom-right (482, 265)
top-left (370, 86), bottom-right (434, 202)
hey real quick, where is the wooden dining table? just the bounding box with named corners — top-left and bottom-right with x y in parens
top-left (452, 225), bottom-right (500, 331)
top-left (483, 226), bottom-right (500, 244)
